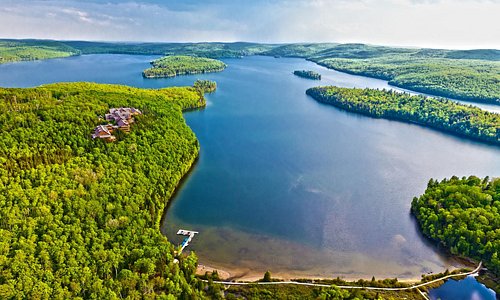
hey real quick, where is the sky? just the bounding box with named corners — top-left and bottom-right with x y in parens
top-left (0, 0), bottom-right (499, 49)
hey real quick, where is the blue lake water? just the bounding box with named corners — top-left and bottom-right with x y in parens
top-left (429, 276), bottom-right (496, 300)
top-left (0, 54), bottom-right (497, 296)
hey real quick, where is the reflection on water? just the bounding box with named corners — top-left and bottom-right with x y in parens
top-left (429, 276), bottom-right (496, 300)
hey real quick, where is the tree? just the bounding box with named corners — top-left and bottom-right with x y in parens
top-left (263, 271), bottom-right (272, 282)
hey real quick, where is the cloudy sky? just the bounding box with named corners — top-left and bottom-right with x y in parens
top-left (0, 0), bottom-right (498, 49)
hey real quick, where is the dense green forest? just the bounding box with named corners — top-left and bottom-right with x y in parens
top-left (0, 40), bottom-right (79, 63)
top-left (194, 80), bottom-right (217, 93)
top-left (0, 82), bottom-right (209, 298)
top-left (261, 43), bottom-right (338, 58)
top-left (306, 86), bottom-right (500, 145)
top-left (411, 176), bottom-right (500, 291)
top-left (293, 70), bottom-right (321, 80)
top-left (63, 41), bottom-right (274, 58)
top-left (143, 55), bottom-right (227, 78)
top-left (316, 57), bottom-right (500, 105)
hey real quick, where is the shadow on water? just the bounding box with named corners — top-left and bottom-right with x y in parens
top-left (409, 212), bottom-right (469, 268)
top-left (159, 145), bottom-right (200, 237)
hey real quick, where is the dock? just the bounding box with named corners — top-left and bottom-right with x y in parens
top-left (177, 229), bottom-right (199, 253)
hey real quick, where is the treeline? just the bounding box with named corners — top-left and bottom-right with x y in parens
top-left (222, 283), bottom-right (422, 299)
top-left (0, 82), bottom-right (214, 298)
top-left (411, 176), bottom-right (500, 281)
top-left (294, 70), bottom-right (321, 80)
top-left (0, 40), bottom-right (79, 64)
top-left (143, 55), bottom-right (226, 78)
top-left (63, 41), bottom-right (273, 58)
top-left (306, 86), bottom-right (500, 145)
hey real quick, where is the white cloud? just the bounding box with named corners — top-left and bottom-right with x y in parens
top-left (0, 0), bottom-right (498, 49)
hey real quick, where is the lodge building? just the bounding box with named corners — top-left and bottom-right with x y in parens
top-left (92, 107), bottom-right (142, 142)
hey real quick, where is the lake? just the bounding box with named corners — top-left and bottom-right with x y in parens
top-left (0, 54), bottom-right (498, 294)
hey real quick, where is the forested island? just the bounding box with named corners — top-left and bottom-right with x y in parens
top-left (142, 55), bottom-right (227, 78)
top-left (293, 70), bottom-right (321, 80)
top-left (306, 86), bottom-right (500, 145)
top-left (412, 176), bottom-right (500, 292)
top-left (0, 82), bottom-right (208, 298)
top-left (194, 79), bottom-right (217, 93)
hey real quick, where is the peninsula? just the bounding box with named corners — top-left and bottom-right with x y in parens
top-left (0, 82), bottom-right (207, 298)
top-left (412, 176), bottom-right (500, 292)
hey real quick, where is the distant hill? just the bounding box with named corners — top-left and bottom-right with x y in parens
top-left (445, 49), bottom-right (500, 61)
top-left (1, 39), bottom-right (498, 105)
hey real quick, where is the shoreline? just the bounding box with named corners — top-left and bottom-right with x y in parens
top-left (196, 260), bottom-right (475, 283)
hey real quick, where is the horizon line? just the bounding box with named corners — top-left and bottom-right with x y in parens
top-left (1, 37), bottom-right (499, 51)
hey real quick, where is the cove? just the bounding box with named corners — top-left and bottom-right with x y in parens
top-left (0, 55), bottom-right (498, 290)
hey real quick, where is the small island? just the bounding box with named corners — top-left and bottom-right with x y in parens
top-left (293, 70), bottom-right (321, 80)
top-left (306, 86), bottom-right (500, 145)
top-left (143, 55), bottom-right (226, 78)
top-left (193, 79), bottom-right (217, 93)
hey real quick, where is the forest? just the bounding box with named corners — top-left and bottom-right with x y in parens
top-left (316, 57), bottom-right (500, 105)
top-left (63, 41), bottom-right (274, 58)
top-left (142, 55), bottom-right (227, 78)
top-left (0, 82), bottom-right (209, 298)
top-left (411, 176), bottom-right (500, 291)
top-left (293, 70), bottom-right (321, 80)
top-left (0, 40), bottom-right (79, 63)
top-left (267, 43), bottom-right (500, 105)
top-left (306, 86), bottom-right (500, 145)
top-left (194, 80), bottom-right (218, 94)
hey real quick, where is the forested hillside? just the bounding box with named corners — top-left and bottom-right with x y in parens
top-left (411, 176), bottom-right (500, 289)
top-left (143, 55), bottom-right (226, 78)
top-left (0, 40), bottom-right (79, 63)
top-left (306, 86), bottom-right (500, 145)
top-left (0, 83), bottom-right (207, 298)
top-left (267, 43), bottom-right (500, 105)
top-left (316, 57), bottom-right (500, 105)
top-left (63, 41), bottom-right (274, 58)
